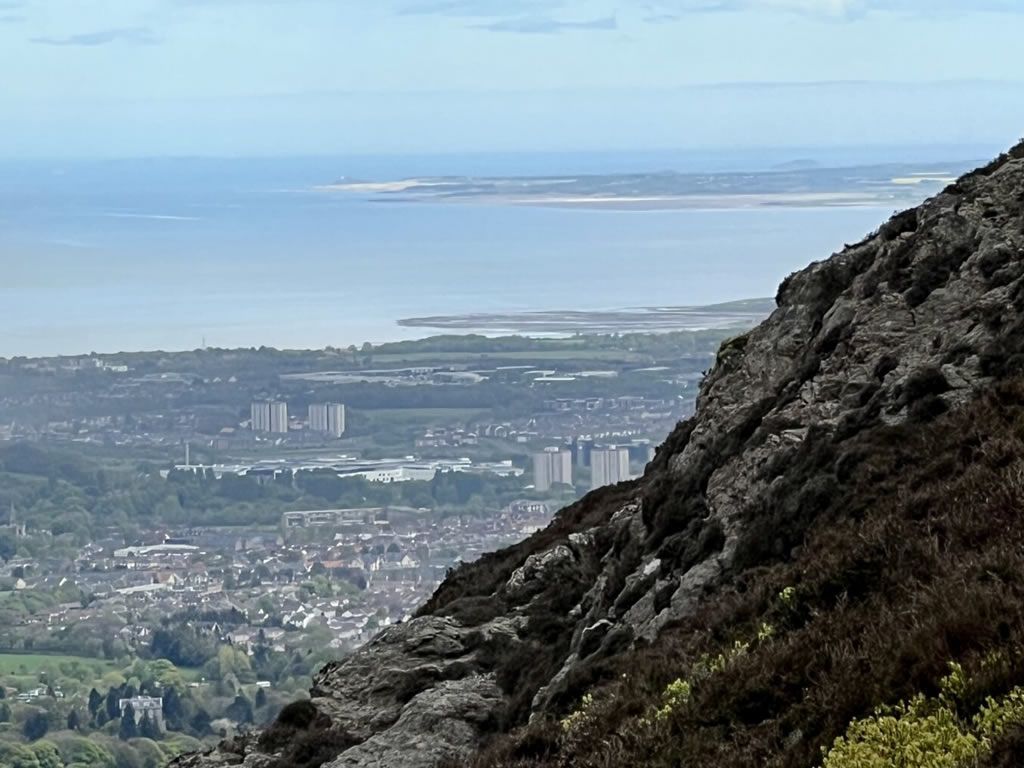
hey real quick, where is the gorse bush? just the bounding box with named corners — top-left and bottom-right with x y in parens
top-left (824, 698), bottom-right (979, 768)
top-left (823, 663), bottom-right (1024, 768)
top-left (558, 693), bottom-right (593, 733)
top-left (653, 679), bottom-right (690, 722)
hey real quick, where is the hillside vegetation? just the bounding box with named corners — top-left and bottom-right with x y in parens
top-left (464, 380), bottom-right (1024, 767)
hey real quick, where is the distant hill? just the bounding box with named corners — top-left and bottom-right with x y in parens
top-left (771, 157), bottom-right (822, 171)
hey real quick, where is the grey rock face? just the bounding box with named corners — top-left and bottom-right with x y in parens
top-left (173, 144), bottom-right (1024, 768)
top-left (324, 677), bottom-right (504, 768)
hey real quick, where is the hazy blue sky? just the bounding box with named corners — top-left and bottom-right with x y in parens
top-left (2, 0), bottom-right (1023, 157)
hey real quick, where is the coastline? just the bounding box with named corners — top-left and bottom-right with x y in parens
top-left (318, 187), bottom-right (910, 212)
top-left (317, 163), bottom-right (962, 212)
top-left (396, 301), bottom-right (777, 336)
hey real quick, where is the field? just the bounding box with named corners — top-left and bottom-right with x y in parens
top-left (0, 652), bottom-right (119, 676)
top-left (0, 653), bottom-right (205, 690)
top-left (0, 652), bottom-right (123, 697)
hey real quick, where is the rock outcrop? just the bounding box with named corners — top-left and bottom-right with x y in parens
top-left (173, 141), bottom-right (1024, 768)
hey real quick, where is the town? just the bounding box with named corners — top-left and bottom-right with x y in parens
top-left (0, 327), bottom-right (762, 764)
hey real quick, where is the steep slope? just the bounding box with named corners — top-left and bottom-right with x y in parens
top-left (173, 140), bottom-right (1024, 768)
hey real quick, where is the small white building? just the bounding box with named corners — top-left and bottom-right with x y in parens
top-left (119, 696), bottom-right (164, 730)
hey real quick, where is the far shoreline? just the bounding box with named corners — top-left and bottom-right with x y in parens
top-left (317, 187), bottom-right (909, 212)
top-left (316, 162), bottom-right (961, 212)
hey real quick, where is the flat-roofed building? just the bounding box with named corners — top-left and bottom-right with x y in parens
top-left (533, 447), bottom-right (572, 492)
top-left (309, 402), bottom-right (346, 437)
top-left (591, 445), bottom-right (630, 490)
top-left (251, 401), bottom-right (288, 433)
top-left (119, 696), bottom-right (164, 730)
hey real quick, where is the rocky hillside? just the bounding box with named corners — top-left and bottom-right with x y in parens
top-left (173, 140), bottom-right (1024, 768)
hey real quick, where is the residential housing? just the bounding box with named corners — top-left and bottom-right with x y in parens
top-left (532, 447), bottom-right (573, 492)
top-left (591, 445), bottom-right (631, 490)
top-left (309, 403), bottom-right (346, 438)
top-left (251, 401), bottom-right (288, 433)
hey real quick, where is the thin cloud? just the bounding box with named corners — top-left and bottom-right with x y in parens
top-left (647, 1), bottom-right (868, 19)
top-left (0, 0), bottom-right (25, 17)
top-left (30, 26), bottom-right (161, 46)
top-left (651, 0), bottom-right (1024, 19)
top-left (643, 12), bottom-right (680, 23)
top-left (474, 14), bottom-right (618, 33)
top-left (399, 0), bottom-right (561, 16)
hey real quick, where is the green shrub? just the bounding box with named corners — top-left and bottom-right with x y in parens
top-left (653, 679), bottom-right (691, 722)
top-left (559, 693), bottom-right (593, 733)
top-left (823, 665), bottom-right (1024, 768)
top-left (823, 696), bottom-right (979, 768)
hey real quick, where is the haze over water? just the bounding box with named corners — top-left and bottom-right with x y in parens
top-left (0, 150), bottom-right (960, 358)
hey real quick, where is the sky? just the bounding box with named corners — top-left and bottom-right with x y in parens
top-left (1, 0), bottom-right (1023, 157)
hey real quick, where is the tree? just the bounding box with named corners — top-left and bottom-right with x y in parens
top-left (67, 708), bottom-right (82, 731)
top-left (0, 743), bottom-right (42, 768)
top-left (145, 658), bottom-right (185, 691)
top-left (149, 625), bottom-right (217, 667)
top-left (162, 686), bottom-right (184, 729)
top-left (0, 701), bottom-right (11, 722)
top-left (0, 533), bottom-right (16, 563)
top-left (139, 712), bottom-right (161, 740)
top-left (226, 693), bottom-right (254, 724)
top-left (109, 741), bottom-right (143, 768)
top-left (189, 709), bottom-right (212, 737)
top-left (119, 703), bottom-right (138, 741)
top-left (131, 738), bottom-right (166, 768)
top-left (105, 687), bottom-right (121, 720)
top-left (254, 687), bottom-right (268, 709)
top-left (216, 644), bottom-right (253, 682)
top-left (60, 737), bottom-right (116, 767)
top-left (23, 710), bottom-right (49, 741)
top-left (30, 743), bottom-right (62, 768)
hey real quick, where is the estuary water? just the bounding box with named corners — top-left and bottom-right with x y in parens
top-left (0, 153), bottom-right (912, 357)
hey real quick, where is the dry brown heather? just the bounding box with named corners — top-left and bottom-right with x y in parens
top-left (463, 380), bottom-right (1024, 767)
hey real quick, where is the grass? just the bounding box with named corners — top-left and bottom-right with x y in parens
top-left (0, 652), bottom-right (123, 695)
top-left (0, 652), bottom-right (120, 674)
top-left (178, 666), bottom-right (206, 683)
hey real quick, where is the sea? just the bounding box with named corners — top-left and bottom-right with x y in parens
top-left (0, 147), bottom-right (988, 358)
